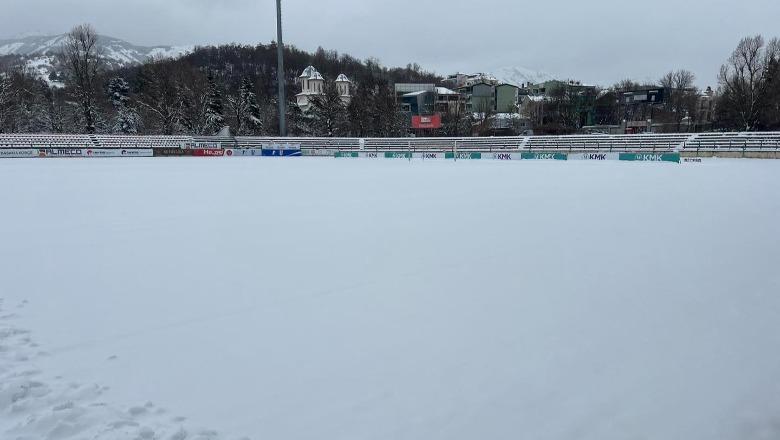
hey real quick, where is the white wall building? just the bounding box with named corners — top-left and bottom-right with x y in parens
top-left (335, 74), bottom-right (352, 107)
top-left (296, 66), bottom-right (352, 112)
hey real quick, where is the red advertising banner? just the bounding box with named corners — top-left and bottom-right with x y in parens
top-left (411, 114), bottom-right (442, 129)
top-left (192, 149), bottom-right (225, 157)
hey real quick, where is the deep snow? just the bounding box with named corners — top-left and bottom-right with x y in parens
top-left (1, 158), bottom-right (780, 440)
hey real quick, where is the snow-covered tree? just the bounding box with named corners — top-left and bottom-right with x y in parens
top-left (229, 77), bottom-right (263, 135)
top-left (203, 72), bottom-right (225, 134)
top-left (718, 35), bottom-right (780, 131)
top-left (0, 74), bottom-right (15, 133)
top-left (61, 24), bottom-right (104, 133)
top-left (107, 77), bottom-right (141, 134)
top-left (136, 60), bottom-right (187, 135)
top-left (308, 81), bottom-right (348, 137)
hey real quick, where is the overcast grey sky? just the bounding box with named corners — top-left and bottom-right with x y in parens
top-left (4, 0), bottom-right (780, 87)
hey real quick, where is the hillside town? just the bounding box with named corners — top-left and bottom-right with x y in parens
top-left (0, 25), bottom-right (777, 137)
top-left (295, 67), bottom-right (720, 136)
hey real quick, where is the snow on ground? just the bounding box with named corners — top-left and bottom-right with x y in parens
top-left (1, 158), bottom-right (780, 440)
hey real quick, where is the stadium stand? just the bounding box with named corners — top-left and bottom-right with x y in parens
top-left (2, 132), bottom-right (780, 154)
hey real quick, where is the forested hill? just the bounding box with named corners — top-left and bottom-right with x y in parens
top-left (179, 43), bottom-right (440, 95)
top-left (0, 37), bottom-right (442, 136)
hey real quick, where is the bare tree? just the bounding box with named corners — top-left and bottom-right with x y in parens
top-left (61, 24), bottom-right (104, 133)
top-left (718, 35), bottom-right (780, 131)
top-left (660, 69), bottom-right (699, 132)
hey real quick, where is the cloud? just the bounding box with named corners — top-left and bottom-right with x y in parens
top-left (3, 0), bottom-right (780, 87)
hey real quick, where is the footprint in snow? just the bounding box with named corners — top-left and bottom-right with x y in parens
top-left (129, 406), bottom-right (148, 417)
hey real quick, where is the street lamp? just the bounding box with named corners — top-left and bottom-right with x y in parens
top-left (276, 0), bottom-right (287, 136)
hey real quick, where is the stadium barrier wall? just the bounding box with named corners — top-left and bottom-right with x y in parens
top-left (521, 152), bottom-right (568, 161)
top-left (0, 149), bottom-right (38, 158)
top-left (154, 148), bottom-right (194, 157)
top-left (0, 147), bottom-right (690, 163)
top-left (619, 153), bottom-right (681, 163)
top-left (262, 149), bottom-right (302, 157)
top-left (225, 148), bottom-right (263, 157)
top-left (444, 152), bottom-right (482, 160)
top-left (568, 153), bottom-right (620, 161)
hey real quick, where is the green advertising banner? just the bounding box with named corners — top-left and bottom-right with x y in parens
top-left (384, 152), bottom-right (413, 159)
top-left (334, 152), bottom-right (359, 158)
top-left (444, 152), bottom-right (482, 159)
top-left (521, 152), bottom-right (568, 160)
top-left (619, 153), bottom-right (681, 163)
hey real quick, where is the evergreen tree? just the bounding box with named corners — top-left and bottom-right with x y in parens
top-left (204, 72), bottom-right (225, 134)
top-left (0, 75), bottom-right (16, 133)
top-left (229, 77), bottom-right (264, 135)
top-left (308, 81), bottom-right (348, 137)
top-left (107, 77), bottom-right (141, 134)
top-left (373, 84), bottom-right (407, 137)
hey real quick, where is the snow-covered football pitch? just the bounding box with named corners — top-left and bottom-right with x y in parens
top-left (1, 157), bottom-right (780, 440)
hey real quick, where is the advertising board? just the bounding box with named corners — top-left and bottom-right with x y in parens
top-left (568, 153), bottom-right (620, 161)
top-left (0, 149), bottom-right (37, 158)
top-left (619, 153), bottom-right (681, 163)
top-left (444, 152), bottom-right (482, 160)
top-left (154, 148), bottom-right (194, 157)
top-left (193, 149), bottom-right (225, 157)
top-left (521, 152), bottom-right (568, 160)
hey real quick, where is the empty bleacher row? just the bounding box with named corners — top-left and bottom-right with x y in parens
top-left (524, 134), bottom-right (692, 152)
top-left (682, 132), bottom-right (780, 152)
top-left (1, 132), bottom-right (780, 153)
top-left (0, 134), bottom-right (192, 149)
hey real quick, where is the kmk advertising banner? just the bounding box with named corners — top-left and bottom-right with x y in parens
top-left (521, 152), bottom-right (568, 161)
top-left (619, 153), bottom-right (681, 163)
top-left (485, 152), bottom-right (522, 160)
top-left (568, 152), bottom-right (620, 161)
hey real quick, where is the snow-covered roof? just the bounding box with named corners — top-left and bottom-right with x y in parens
top-left (299, 65), bottom-right (323, 80)
top-left (435, 87), bottom-right (459, 95)
top-left (335, 74), bottom-right (350, 83)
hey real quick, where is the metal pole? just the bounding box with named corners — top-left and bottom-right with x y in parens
top-left (276, 0), bottom-right (287, 136)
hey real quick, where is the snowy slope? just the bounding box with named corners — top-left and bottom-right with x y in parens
top-left (493, 65), bottom-right (552, 86)
top-left (1, 158), bottom-right (780, 440)
top-left (0, 34), bottom-right (193, 86)
top-left (0, 34), bottom-right (192, 64)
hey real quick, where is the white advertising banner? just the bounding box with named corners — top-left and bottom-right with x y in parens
top-left (225, 148), bottom-right (264, 157)
top-left (358, 152), bottom-right (382, 159)
top-left (37, 148), bottom-right (85, 157)
top-left (84, 149), bottom-right (121, 157)
top-left (484, 152), bottom-right (522, 161)
top-left (0, 149), bottom-right (38, 158)
top-left (568, 152), bottom-right (620, 161)
top-left (413, 152), bottom-right (446, 159)
top-left (303, 149), bottom-right (337, 157)
top-left (118, 149), bottom-right (153, 157)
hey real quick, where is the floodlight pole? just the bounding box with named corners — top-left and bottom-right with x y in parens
top-left (276, 0), bottom-right (287, 136)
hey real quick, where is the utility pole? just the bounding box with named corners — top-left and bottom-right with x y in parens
top-left (276, 0), bottom-right (287, 136)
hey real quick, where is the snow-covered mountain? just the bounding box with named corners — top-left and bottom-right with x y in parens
top-left (492, 66), bottom-right (552, 87)
top-left (0, 33), bottom-right (192, 87)
top-left (0, 33), bottom-right (192, 65)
